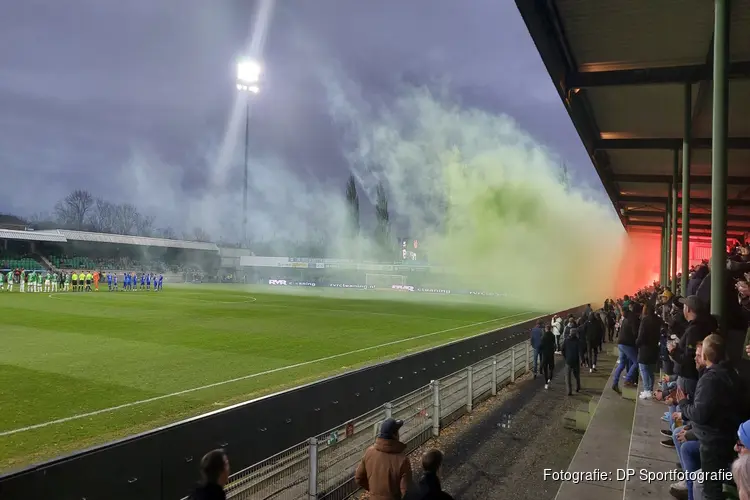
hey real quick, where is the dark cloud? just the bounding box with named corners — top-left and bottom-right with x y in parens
top-left (0, 0), bottom-right (602, 222)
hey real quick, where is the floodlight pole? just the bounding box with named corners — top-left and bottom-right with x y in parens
top-left (243, 100), bottom-right (249, 247)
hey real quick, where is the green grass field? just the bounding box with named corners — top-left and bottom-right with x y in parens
top-left (0, 284), bottom-right (539, 472)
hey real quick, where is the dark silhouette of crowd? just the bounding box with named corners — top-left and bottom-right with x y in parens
top-left (610, 242), bottom-right (750, 500)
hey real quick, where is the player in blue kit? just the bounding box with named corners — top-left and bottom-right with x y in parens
top-left (157, 274), bottom-right (163, 291)
top-left (140, 273), bottom-right (145, 290)
top-left (124, 273), bottom-right (130, 290)
top-left (113, 273), bottom-right (118, 291)
top-left (145, 273), bottom-right (151, 291)
top-left (107, 273), bottom-right (112, 291)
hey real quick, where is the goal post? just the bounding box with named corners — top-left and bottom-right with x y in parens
top-left (365, 273), bottom-right (406, 288)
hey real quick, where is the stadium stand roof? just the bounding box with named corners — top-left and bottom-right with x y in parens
top-left (52, 229), bottom-right (219, 251)
top-left (0, 228), bottom-right (68, 243)
top-left (516, 0), bottom-right (750, 234)
top-left (0, 227), bottom-right (219, 251)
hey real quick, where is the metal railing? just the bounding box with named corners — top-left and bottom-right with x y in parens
top-left (221, 340), bottom-right (531, 500)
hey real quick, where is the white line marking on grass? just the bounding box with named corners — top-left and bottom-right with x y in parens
top-left (48, 293), bottom-right (258, 304)
top-left (0, 311), bottom-right (537, 437)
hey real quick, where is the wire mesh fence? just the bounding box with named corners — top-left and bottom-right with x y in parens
top-left (223, 339), bottom-right (531, 500)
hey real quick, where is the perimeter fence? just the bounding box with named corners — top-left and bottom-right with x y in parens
top-left (220, 340), bottom-right (531, 500)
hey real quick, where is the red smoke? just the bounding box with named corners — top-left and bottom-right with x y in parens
top-left (614, 232), bottom-right (713, 296)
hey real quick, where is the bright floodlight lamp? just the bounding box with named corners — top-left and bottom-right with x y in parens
top-left (237, 59), bottom-right (261, 93)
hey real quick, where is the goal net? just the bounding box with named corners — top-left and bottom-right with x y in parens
top-left (365, 273), bottom-right (406, 288)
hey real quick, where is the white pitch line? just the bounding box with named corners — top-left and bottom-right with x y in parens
top-left (0, 311), bottom-right (537, 437)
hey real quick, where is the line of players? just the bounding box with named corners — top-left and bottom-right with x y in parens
top-left (0, 270), bottom-right (164, 292)
top-left (105, 272), bottom-right (163, 292)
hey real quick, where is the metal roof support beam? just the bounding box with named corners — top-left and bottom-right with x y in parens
top-left (631, 226), bottom-right (744, 237)
top-left (664, 197), bottom-right (671, 287)
top-left (566, 60), bottom-right (750, 88)
top-left (660, 220), bottom-right (666, 286)
top-left (624, 210), bottom-right (750, 223)
top-left (631, 221), bottom-right (749, 233)
top-left (619, 195), bottom-right (750, 207)
top-left (712, 0), bottom-right (730, 324)
top-left (682, 83), bottom-right (692, 294)
top-left (671, 151), bottom-right (679, 292)
top-left (596, 137), bottom-right (750, 150)
top-left (615, 174), bottom-right (750, 185)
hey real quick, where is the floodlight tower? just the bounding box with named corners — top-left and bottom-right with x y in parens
top-left (236, 59), bottom-right (261, 246)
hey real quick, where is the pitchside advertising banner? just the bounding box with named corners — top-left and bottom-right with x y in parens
top-left (267, 280), bottom-right (375, 289)
top-left (392, 285), bottom-right (505, 296)
top-left (240, 256), bottom-right (439, 273)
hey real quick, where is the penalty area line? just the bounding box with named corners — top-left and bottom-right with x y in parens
top-left (0, 310), bottom-right (537, 437)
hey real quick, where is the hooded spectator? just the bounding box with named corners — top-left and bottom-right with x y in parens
top-left (737, 420), bottom-right (750, 456)
top-left (530, 320), bottom-right (544, 379)
top-left (189, 449), bottom-right (230, 500)
top-left (561, 327), bottom-right (581, 396)
top-left (636, 302), bottom-right (661, 400)
top-left (355, 418), bottom-right (413, 500)
top-left (403, 449), bottom-right (454, 500)
top-left (541, 324), bottom-right (556, 389)
top-left (677, 334), bottom-right (748, 500)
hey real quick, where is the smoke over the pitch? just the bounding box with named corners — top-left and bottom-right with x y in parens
top-left (116, 63), bottom-right (632, 311)
top-left (322, 76), bottom-right (628, 310)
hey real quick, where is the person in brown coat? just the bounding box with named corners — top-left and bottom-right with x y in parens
top-left (355, 418), bottom-right (413, 499)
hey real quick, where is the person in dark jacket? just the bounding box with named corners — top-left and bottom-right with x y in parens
top-left (540, 324), bottom-right (556, 389)
top-left (670, 296), bottom-right (715, 399)
top-left (189, 449), bottom-right (230, 500)
top-left (403, 449), bottom-right (454, 500)
top-left (687, 264), bottom-right (708, 297)
top-left (561, 327), bottom-right (581, 395)
top-left (676, 334), bottom-right (749, 500)
top-left (529, 320), bottom-right (544, 379)
top-left (583, 313), bottom-right (603, 373)
top-left (636, 302), bottom-right (661, 400)
top-left (612, 306), bottom-right (639, 393)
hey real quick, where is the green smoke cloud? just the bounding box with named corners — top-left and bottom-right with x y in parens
top-left (325, 82), bottom-right (627, 311)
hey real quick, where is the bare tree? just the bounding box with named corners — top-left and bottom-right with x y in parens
top-left (374, 182), bottom-right (392, 257)
top-left (559, 162), bottom-right (571, 191)
top-left (157, 227), bottom-right (177, 239)
top-left (134, 213), bottom-right (155, 237)
top-left (190, 227), bottom-right (211, 242)
top-left (345, 174), bottom-right (360, 235)
top-left (87, 198), bottom-right (116, 233)
top-left (54, 190), bottom-right (94, 229)
top-left (112, 204), bottom-right (140, 235)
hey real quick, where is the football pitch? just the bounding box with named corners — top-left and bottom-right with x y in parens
top-left (0, 284), bottom-right (540, 472)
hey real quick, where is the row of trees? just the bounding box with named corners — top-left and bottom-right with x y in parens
top-left (30, 189), bottom-right (212, 242)
top-left (345, 175), bottom-right (395, 257)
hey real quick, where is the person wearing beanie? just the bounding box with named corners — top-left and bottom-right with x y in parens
top-left (561, 327), bottom-right (581, 396)
top-left (737, 420), bottom-right (750, 456)
top-left (355, 418), bottom-right (413, 499)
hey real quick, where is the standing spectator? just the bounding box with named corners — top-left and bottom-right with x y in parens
top-left (583, 312), bottom-right (603, 373)
top-left (355, 418), bottom-right (413, 499)
top-left (403, 449), bottom-right (455, 500)
top-left (189, 449), bottom-right (230, 500)
top-left (541, 324), bottom-right (556, 389)
top-left (612, 305), bottom-right (639, 394)
top-left (561, 327), bottom-right (582, 396)
top-left (552, 315), bottom-right (563, 351)
top-left (636, 302), bottom-right (661, 400)
top-left (670, 296), bottom-right (715, 401)
top-left (732, 454), bottom-right (750, 500)
top-left (530, 320), bottom-right (544, 379)
top-left (675, 334), bottom-right (747, 500)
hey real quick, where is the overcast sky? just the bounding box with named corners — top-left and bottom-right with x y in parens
top-left (0, 0), bottom-right (604, 225)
